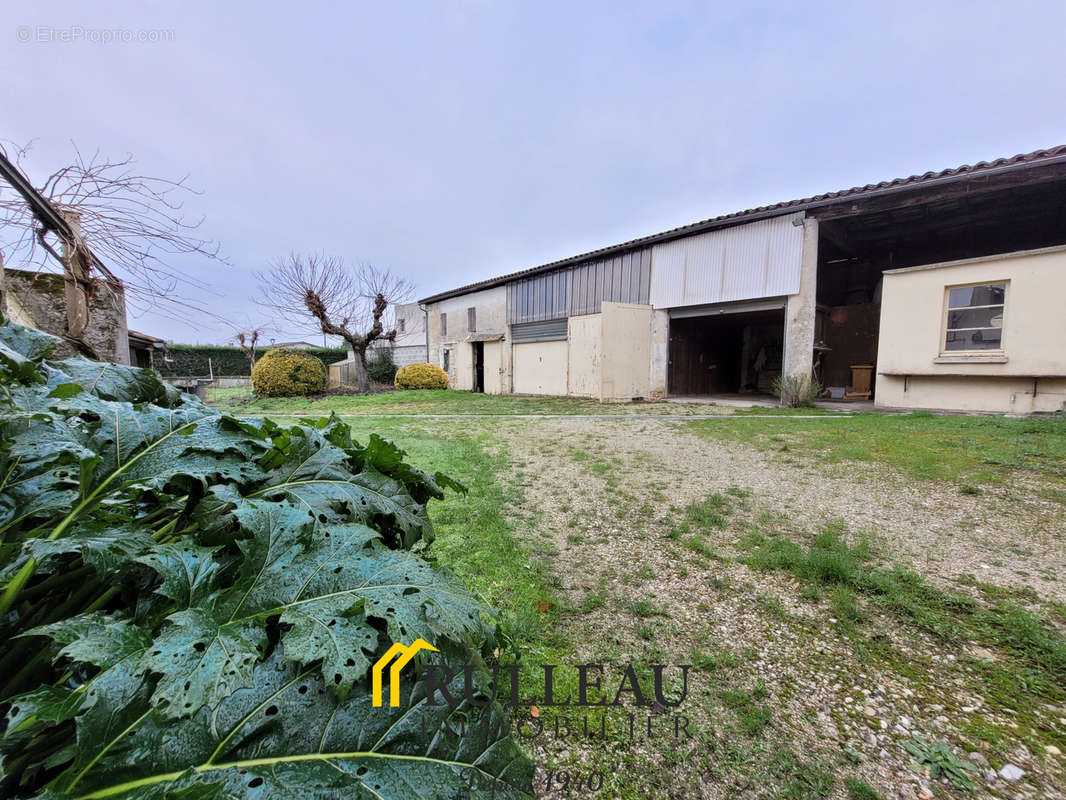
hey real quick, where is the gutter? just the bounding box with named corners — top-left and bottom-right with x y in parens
top-left (418, 302), bottom-right (429, 362)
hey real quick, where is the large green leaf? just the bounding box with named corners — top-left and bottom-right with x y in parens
top-left (47, 652), bottom-right (533, 800)
top-left (251, 469), bottom-right (433, 550)
top-left (3, 684), bottom-right (86, 741)
top-left (0, 467), bottom-right (81, 534)
top-left (25, 613), bottom-right (152, 670)
top-left (134, 541), bottom-right (225, 609)
top-left (139, 506), bottom-right (487, 714)
top-left (251, 421), bottom-right (442, 548)
top-left (0, 323), bottom-right (58, 383)
top-left (27, 526), bottom-right (158, 574)
top-left (0, 322), bottom-right (61, 365)
top-left (0, 320), bottom-right (533, 799)
top-left (46, 356), bottom-right (179, 406)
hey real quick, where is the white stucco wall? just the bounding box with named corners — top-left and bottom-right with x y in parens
top-left (649, 310), bottom-right (669, 400)
top-left (877, 245), bottom-right (1066, 413)
top-left (426, 286), bottom-right (508, 389)
top-left (483, 340), bottom-right (505, 394)
top-left (392, 302), bottom-right (426, 349)
top-left (600, 303), bottom-right (652, 401)
top-left (561, 304), bottom-right (653, 401)
top-left (782, 216), bottom-right (818, 380)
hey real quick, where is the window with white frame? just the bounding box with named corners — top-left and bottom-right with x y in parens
top-left (943, 282), bottom-right (1006, 352)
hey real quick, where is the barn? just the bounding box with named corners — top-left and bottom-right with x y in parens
top-left (420, 145), bottom-right (1066, 413)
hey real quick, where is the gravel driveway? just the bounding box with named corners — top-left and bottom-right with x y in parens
top-left (492, 416), bottom-right (1066, 800)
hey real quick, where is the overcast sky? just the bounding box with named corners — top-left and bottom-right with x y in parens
top-left (4, 1), bottom-right (1065, 344)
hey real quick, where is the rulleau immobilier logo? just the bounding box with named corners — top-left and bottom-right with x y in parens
top-left (371, 638), bottom-right (439, 707)
top-left (372, 639), bottom-right (693, 737)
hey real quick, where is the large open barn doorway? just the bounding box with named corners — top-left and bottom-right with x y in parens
top-left (668, 308), bottom-right (784, 396)
top-left (812, 170), bottom-right (1066, 401)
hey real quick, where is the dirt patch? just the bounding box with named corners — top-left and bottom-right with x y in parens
top-left (503, 418), bottom-right (1066, 603)
top-left (495, 417), bottom-right (1066, 800)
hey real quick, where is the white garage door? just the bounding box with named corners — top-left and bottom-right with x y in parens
top-left (512, 341), bottom-right (568, 395)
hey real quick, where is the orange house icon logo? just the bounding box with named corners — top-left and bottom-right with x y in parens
top-left (371, 639), bottom-right (439, 707)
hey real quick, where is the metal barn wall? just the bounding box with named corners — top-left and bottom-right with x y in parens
top-left (507, 249), bottom-right (652, 324)
top-left (649, 214), bottom-right (805, 309)
top-left (507, 269), bottom-right (568, 324)
top-left (566, 249), bottom-right (652, 316)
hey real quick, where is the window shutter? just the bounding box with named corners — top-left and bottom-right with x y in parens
top-left (468, 307), bottom-right (476, 332)
top-left (440, 312), bottom-right (447, 337)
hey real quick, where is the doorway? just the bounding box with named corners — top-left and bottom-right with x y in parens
top-left (472, 341), bottom-right (485, 393)
top-left (668, 308), bottom-right (784, 396)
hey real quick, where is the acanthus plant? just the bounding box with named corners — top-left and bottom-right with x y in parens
top-left (0, 321), bottom-right (533, 798)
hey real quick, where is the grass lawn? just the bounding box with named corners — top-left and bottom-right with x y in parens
top-left (205, 385), bottom-right (850, 416)
top-left (688, 410), bottom-right (1066, 487)
top-left (206, 386), bottom-right (642, 415)
top-left (333, 418), bottom-right (574, 695)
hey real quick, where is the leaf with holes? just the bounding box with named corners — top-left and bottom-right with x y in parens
top-left (43, 651), bottom-right (533, 800)
top-left (136, 507), bottom-right (488, 713)
top-left (0, 319), bottom-right (530, 799)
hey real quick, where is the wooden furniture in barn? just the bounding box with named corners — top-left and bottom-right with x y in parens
top-left (845, 364), bottom-right (874, 400)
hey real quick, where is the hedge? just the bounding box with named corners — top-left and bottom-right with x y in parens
top-left (156, 344), bottom-right (348, 377)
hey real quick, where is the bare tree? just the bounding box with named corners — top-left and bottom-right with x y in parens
top-left (0, 140), bottom-right (225, 327)
top-left (229, 324), bottom-right (272, 371)
top-left (259, 254), bottom-right (413, 392)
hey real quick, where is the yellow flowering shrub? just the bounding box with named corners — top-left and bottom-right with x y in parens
top-left (250, 349), bottom-right (327, 397)
top-left (394, 362), bottom-right (448, 390)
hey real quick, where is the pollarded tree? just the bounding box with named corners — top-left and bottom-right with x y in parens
top-left (259, 254), bottom-right (413, 392)
top-left (229, 323), bottom-right (272, 371)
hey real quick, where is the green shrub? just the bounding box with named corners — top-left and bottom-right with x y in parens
top-left (367, 347), bottom-right (398, 383)
top-left (395, 362), bottom-right (448, 390)
top-left (772, 373), bottom-right (821, 407)
top-left (251, 347), bottom-right (327, 396)
top-left (0, 321), bottom-right (531, 799)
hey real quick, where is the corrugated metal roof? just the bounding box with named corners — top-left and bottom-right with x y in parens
top-left (419, 144), bottom-right (1066, 304)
